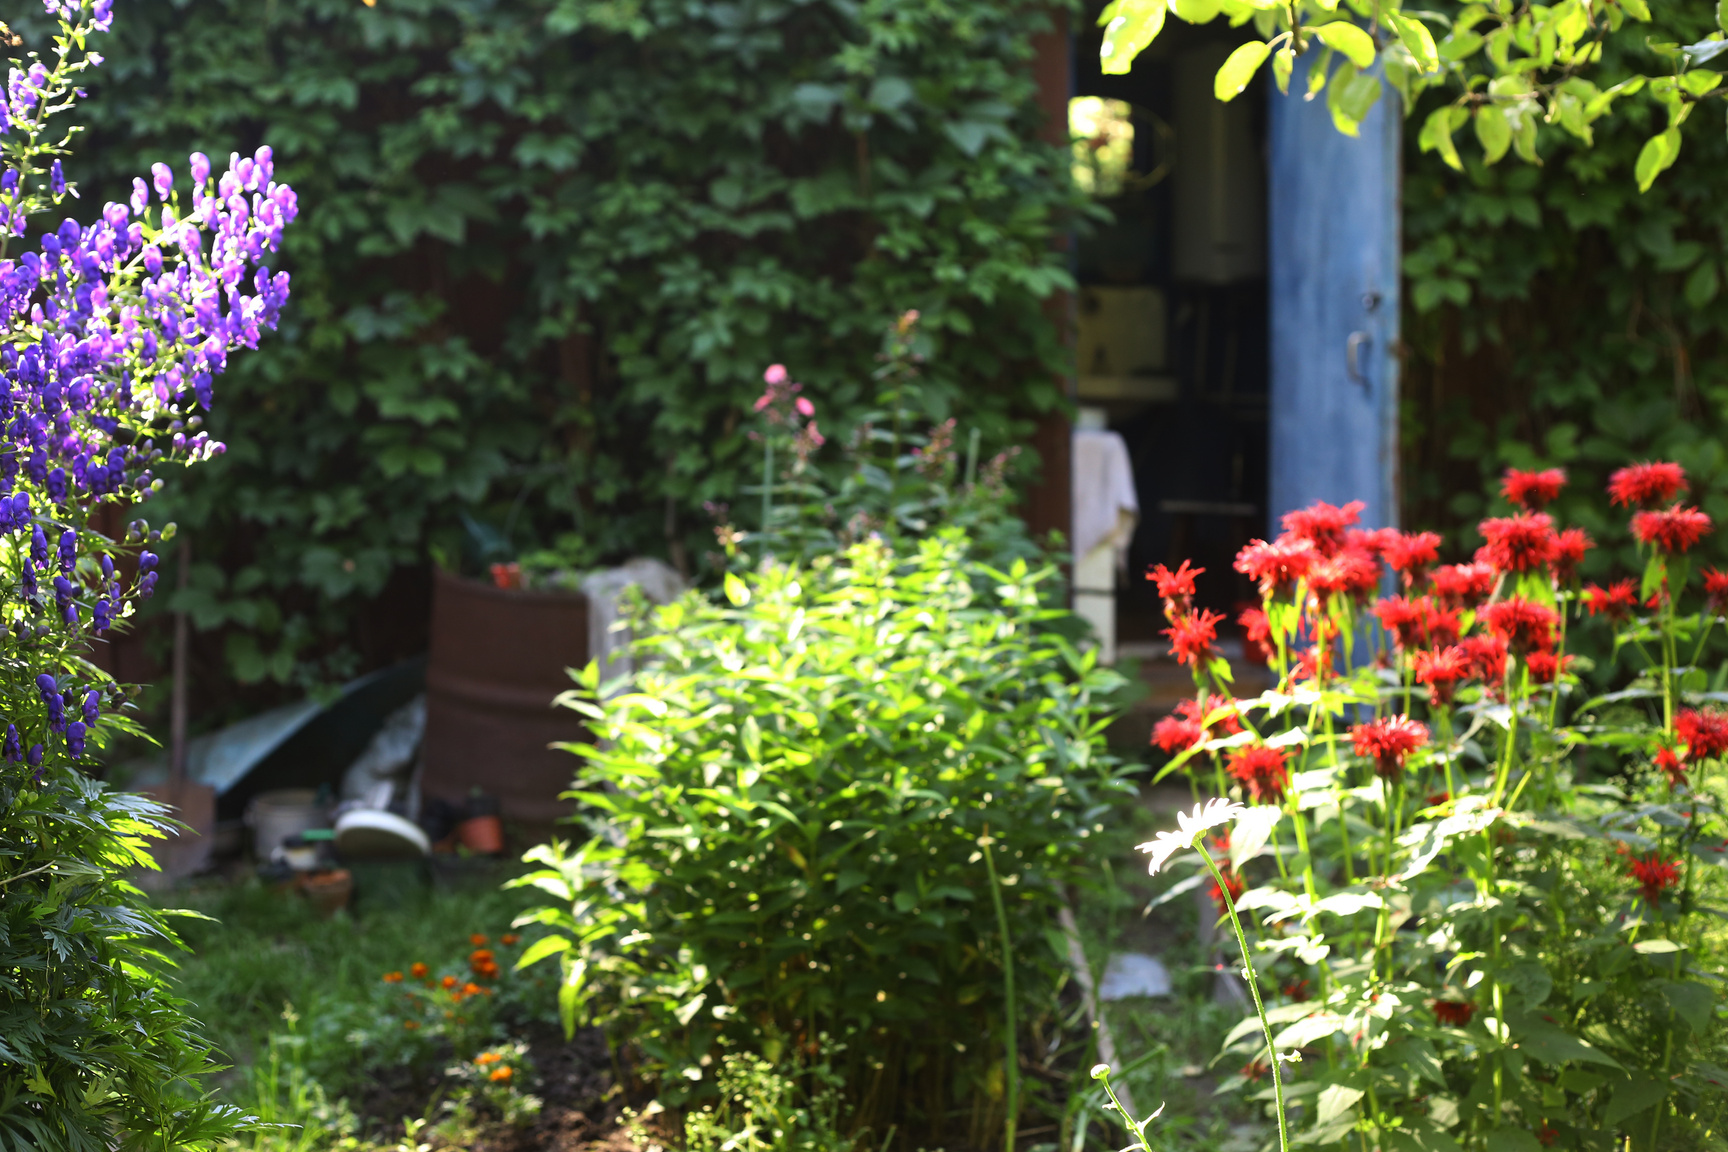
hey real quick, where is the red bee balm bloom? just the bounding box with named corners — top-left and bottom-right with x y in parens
top-left (1705, 569), bottom-right (1728, 615)
top-left (1654, 747), bottom-right (1686, 789)
top-left (1239, 607), bottom-right (1272, 663)
top-left (1307, 546), bottom-right (1382, 603)
top-left (1524, 651), bottom-right (1573, 684)
top-left (1373, 595), bottom-right (1460, 650)
top-left (1432, 999), bottom-right (1477, 1027)
top-left (1280, 500), bottom-right (1364, 555)
top-left (1582, 580), bottom-right (1638, 621)
top-left (1227, 745), bottom-right (1290, 804)
top-left (1501, 467), bottom-right (1567, 510)
top-left (1477, 512), bottom-right (1558, 574)
top-left (1477, 596), bottom-right (1560, 655)
top-left (1608, 461), bottom-right (1687, 508)
top-left (1234, 536), bottom-right (1317, 599)
top-left (1430, 562), bottom-right (1496, 608)
top-left (1148, 559), bottom-right (1204, 613)
top-left (1676, 707), bottom-right (1728, 763)
top-left (1164, 608), bottom-right (1224, 666)
top-left (1350, 715), bottom-right (1429, 781)
top-left (1458, 635), bottom-right (1509, 685)
top-left (1151, 694), bottom-right (1241, 753)
top-left (1631, 505), bottom-right (1713, 554)
top-left (1626, 852), bottom-right (1682, 905)
top-left (1550, 528), bottom-right (1591, 583)
top-left (1382, 530), bottom-right (1442, 583)
top-left (1411, 646), bottom-right (1470, 705)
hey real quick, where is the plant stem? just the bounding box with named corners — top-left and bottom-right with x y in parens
top-left (1197, 845), bottom-right (1288, 1152)
top-left (981, 832), bottom-right (1018, 1152)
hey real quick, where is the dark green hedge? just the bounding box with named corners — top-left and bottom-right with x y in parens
top-left (58, 0), bottom-right (1080, 702)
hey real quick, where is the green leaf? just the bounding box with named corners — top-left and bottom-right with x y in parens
top-left (1474, 105), bottom-right (1512, 164)
top-left (723, 571), bottom-right (751, 606)
top-left (1168, 0), bottom-right (1222, 21)
top-left (1685, 262), bottom-right (1720, 309)
top-left (1419, 106), bottom-right (1465, 172)
top-left (1316, 1083), bottom-right (1365, 1125)
top-left (1635, 128), bottom-right (1682, 193)
top-left (516, 934), bottom-right (572, 970)
top-left (1214, 40), bottom-right (1272, 101)
top-left (1720, 0), bottom-right (1728, 33)
top-left (1657, 980), bottom-right (1714, 1034)
top-left (1272, 46), bottom-right (1296, 93)
top-left (1506, 1011), bottom-right (1624, 1069)
top-left (1386, 10), bottom-right (1440, 71)
top-left (1099, 0), bottom-right (1168, 75)
top-left (1633, 938), bottom-right (1683, 954)
top-left (1602, 1075), bottom-right (1667, 1128)
top-left (1485, 1130), bottom-right (1541, 1152)
top-left (1311, 21), bottom-right (1377, 68)
top-left (1619, 0), bottom-right (1651, 18)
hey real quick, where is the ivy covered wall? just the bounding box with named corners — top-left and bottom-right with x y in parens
top-left (57, 0), bottom-right (1082, 709)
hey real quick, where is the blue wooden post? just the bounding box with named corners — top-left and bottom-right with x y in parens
top-left (1268, 56), bottom-right (1402, 535)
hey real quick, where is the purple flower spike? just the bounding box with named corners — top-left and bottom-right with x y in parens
top-left (190, 151), bottom-right (211, 188)
top-left (47, 692), bottom-right (64, 731)
top-left (82, 689), bottom-right (98, 724)
top-left (130, 177), bottom-right (148, 215)
top-left (138, 550), bottom-right (158, 573)
top-left (57, 528), bottom-right (75, 571)
top-left (66, 721), bottom-right (85, 758)
top-left (27, 743), bottom-right (42, 768)
top-left (35, 672), bottom-right (56, 698)
top-left (3, 725), bottom-right (20, 761)
top-left (50, 160), bottom-right (64, 195)
top-left (151, 162), bottom-right (172, 201)
top-left (138, 570), bottom-right (158, 598)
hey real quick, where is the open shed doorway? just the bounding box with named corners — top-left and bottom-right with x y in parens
top-left (1070, 17), bottom-right (1271, 657)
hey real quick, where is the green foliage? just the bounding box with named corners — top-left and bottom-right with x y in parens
top-left (1402, 2), bottom-right (1728, 586)
top-left (1095, 0), bottom-right (1726, 175)
top-left (675, 1048), bottom-right (856, 1152)
top-left (60, 0), bottom-right (1083, 695)
top-left (515, 530), bottom-right (1136, 1146)
top-left (0, 776), bottom-right (250, 1150)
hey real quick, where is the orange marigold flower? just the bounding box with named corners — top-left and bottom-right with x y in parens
top-left (470, 948), bottom-right (495, 965)
top-left (1501, 467), bottom-right (1566, 510)
top-left (476, 1052), bottom-right (503, 1065)
top-left (1676, 707), bottom-right (1728, 763)
top-left (403, 1019), bottom-right (420, 1030)
top-left (501, 933), bottom-right (520, 945)
top-left (409, 962), bottom-right (429, 979)
top-left (1608, 460), bottom-right (1687, 508)
top-left (463, 982), bottom-right (485, 996)
top-left (1627, 852), bottom-right (1681, 905)
top-left (489, 1066), bottom-right (513, 1082)
top-left (382, 971), bottom-right (404, 984)
top-left (1226, 745), bottom-right (1289, 805)
top-left (442, 975), bottom-right (459, 990)
top-left (471, 933), bottom-right (489, 945)
top-left (1350, 715), bottom-right (1428, 781)
top-left (1631, 504), bottom-right (1713, 555)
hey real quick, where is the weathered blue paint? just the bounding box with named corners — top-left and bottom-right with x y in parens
top-left (1268, 55), bottom-right (1402, 534)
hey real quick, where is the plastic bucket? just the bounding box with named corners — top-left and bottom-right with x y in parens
top-left (245, 789), bottom-right (327, 861)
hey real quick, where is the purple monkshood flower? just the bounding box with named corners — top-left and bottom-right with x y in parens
top-left (138, 550), bottom-right (158, 573)
top-left (57, 528), bottom-right (74, 571)
top-left (52, 574), bottom-right (72, 608)
top-left (3, 724), bottom-right (19, 761)
top-left (27, 743), bottom-right (42, 770)
top-left (92, 596), bottom-right (109, 632)
top-left (30, 525), bottom-right (46, 568)
top-left (82, 689), bottom-right (98, 724)
top-left (50, 160), bottom-right (64, 195)
top-left (138, 570), bottom-right (158, 598)
top-left (34, 672), bottom-right (55, 698)
top-left (65, 720), bottom-right (84, 758)
top-left (190, 151), bottom-right (210, 188)
top-left (46, 692), bottom-right (63, 731)
top-left (150, 162), bottom-right (172, 201)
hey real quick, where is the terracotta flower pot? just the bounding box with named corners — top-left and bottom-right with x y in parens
top-left (420, 569), bottom-right (586, 830)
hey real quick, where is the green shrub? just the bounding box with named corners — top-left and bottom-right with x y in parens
top-left (516, 529), bottom-right (1136, 1147)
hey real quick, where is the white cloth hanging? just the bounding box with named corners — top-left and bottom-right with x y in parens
top-left (1071, 428), bottom-right (1139, 569)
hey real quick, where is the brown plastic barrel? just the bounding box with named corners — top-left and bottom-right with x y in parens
top-left (420, 569), bottom-right (586, 828)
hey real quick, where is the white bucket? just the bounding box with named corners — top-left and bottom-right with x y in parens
top-left (245, 789), bottom-right (327, 861)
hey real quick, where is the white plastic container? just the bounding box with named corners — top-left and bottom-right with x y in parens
top-left (245, 789), bottom-right (327, 862)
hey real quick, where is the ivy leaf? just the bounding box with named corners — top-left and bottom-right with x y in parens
top-left (1311, 22), bottom-right (1377, 69)
top-left (1214, 40), bottom-right (1271, 101)
top-left (1474, 105), bottom-right (1513, 164)
top-left (1098, 0), bottom-right (1167, 76)
top-left (1635, 128), bottom-right (1682, 192)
